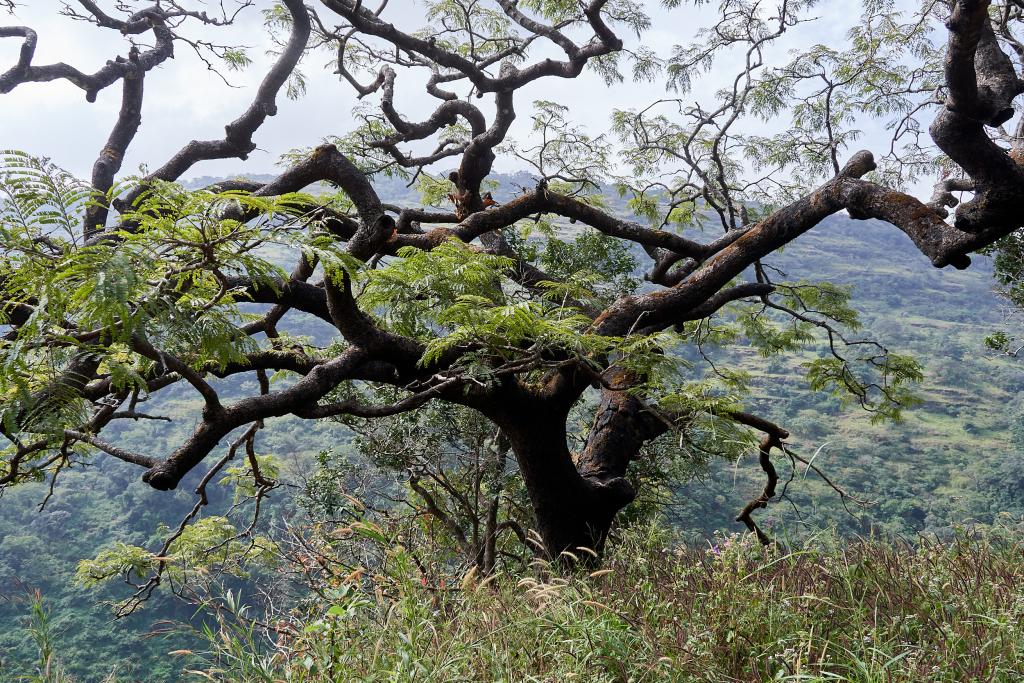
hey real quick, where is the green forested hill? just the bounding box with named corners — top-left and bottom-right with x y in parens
top-left (1, 178), bottom-right (1022, 681)
top-left (674, 213), bottom-right (1024, 540)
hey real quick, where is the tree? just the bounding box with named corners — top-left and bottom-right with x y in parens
top-left (314, 398), bottom-right (532, 576)
top-left (1, 0), bottom-right (1023, 574)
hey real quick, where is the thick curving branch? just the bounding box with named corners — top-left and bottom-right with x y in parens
top-left (83, 54), bottom-right (146, 237)
top-left (0, 12), bottom-right (173, 100)
top-left (119, 0), bottom-right (310, 197)
top-left (142, 347), bottom-right (371, 490)
top-left (320, 0), bottom-right (622, 94)
top-left (376, 67), bottom-right (487, 142)
top-left (395, 181), bottom-right (711, 258)
top-left (0, 26), bottom-right (35, 91)
top-left (930, 0), bottom-right (1024, 233)
top-left (735, 433), bottom-right (783, 546)
top-left (592, 151), bottom-right (1016, 338)
top-left (943, 0), bottom-right (1021, 126)
top-left (64, 429), bottom-right (158, 468)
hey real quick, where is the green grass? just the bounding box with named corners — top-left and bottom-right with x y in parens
top-left (181, 526), bottom-right (1024, 682)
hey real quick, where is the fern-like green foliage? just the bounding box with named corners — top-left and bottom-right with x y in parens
top-left (360, 239), bottom-right (515, 339)
top-left (75, 517), bottom-right (276, 589)
top-left (221, 454), bottom-right (281, 501)
top-left (0, 152), bottom-right (321, 482)
top-left (355, 238), bottom-right (681, 385)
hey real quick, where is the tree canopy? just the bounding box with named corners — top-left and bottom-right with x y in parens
top-left (2, 0), bottom-right (1024, 587)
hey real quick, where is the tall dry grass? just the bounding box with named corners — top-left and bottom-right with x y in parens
top-left (189, 525), bottom-right (1024, 682)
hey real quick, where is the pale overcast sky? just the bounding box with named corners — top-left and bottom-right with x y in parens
top-left (0, 1), bottom-right (891, 184)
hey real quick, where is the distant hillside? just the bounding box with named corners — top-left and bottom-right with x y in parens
top-left (183, 170), bottom-right (626, 210)
top-left (674, 213), bottom-right (1024, 539)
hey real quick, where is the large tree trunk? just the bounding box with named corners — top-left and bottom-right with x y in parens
top-left (478, 367), bottom-right (669, 560)
top-left (504, 424), bottom-right (625, 557)
top-left (494, 407), bottom-right (638, 559)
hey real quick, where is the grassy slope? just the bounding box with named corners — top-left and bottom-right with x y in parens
top-left (191, 526), bottom-right (1024, 683)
